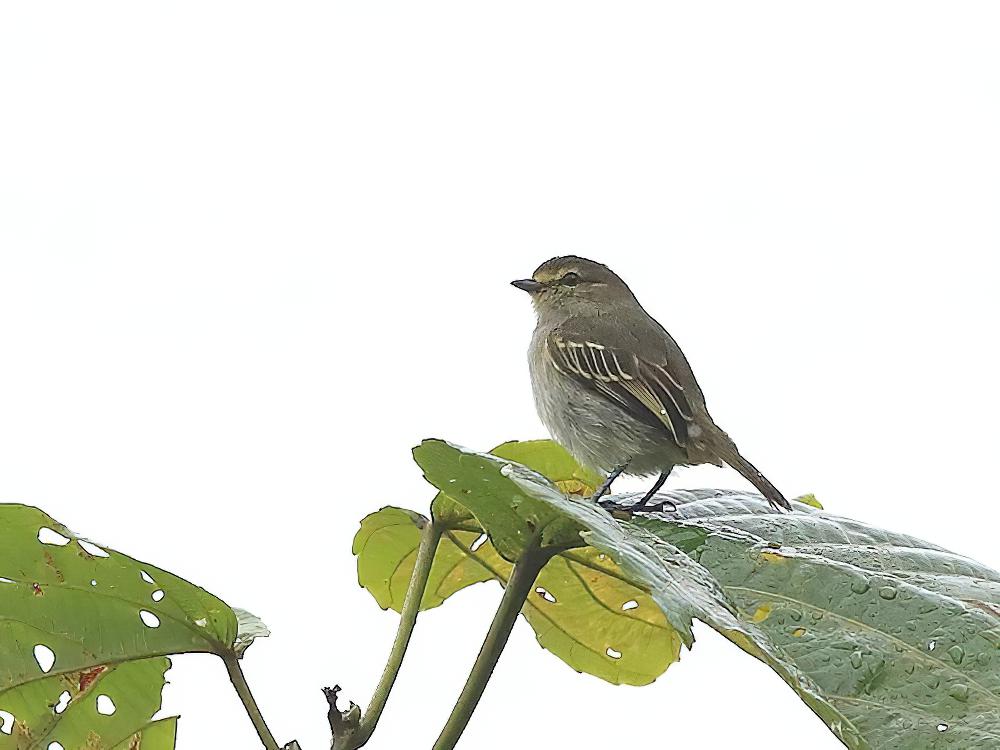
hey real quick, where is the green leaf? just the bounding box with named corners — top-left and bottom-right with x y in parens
top-left (621, 490), bottom-right (1000, 749)
top-left (415, 440), bottom-right (585, 558)
top-left (795, 493), bottom-right (823, 509)
top-left (354, 508), bottom-right (432, 612)
top-left (488, 440), bottom-right (604, 496)
top-left (354, 440), bottom-right (696, 685)
top-left (362, 439), bottom-right (1000, 748)
top-left (412, 440), bottom-right (743, 642)
top-left (110, 716), bottom-right (178, 749)
top-left (0, 658), bottom-right (171, 749)
top-left (0, 504), bottom-right (238, 748)
top-left (355, 506), bottom-right (682, 685)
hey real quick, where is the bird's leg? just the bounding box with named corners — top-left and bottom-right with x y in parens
top-left (591, 462), bottom-right (629, 504)
top-left (629, 471), bottom-right (671, 512)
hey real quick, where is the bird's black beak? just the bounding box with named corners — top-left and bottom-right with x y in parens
top-left (511, 278), bottom-right (544, 293)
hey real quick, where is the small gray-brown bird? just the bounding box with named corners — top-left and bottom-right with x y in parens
top-left (513, 255), bottom-right (791, 512)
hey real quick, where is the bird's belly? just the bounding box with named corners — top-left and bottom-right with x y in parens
top-left (530, 353), bottom-right (685, 476)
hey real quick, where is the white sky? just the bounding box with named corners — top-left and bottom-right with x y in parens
top-left (1, 3), bottom-right (998, 748)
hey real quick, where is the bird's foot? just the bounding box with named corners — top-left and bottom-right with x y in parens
top-left (627, 498), bottom-right (677, 514)
top-left (589, 462), bottom-right (629, 504)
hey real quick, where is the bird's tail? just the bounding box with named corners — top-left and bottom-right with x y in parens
top-left (709, 432), bottom-right (792, 511)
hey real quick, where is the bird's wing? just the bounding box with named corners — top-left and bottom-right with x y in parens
top-left (544, 329), bottom-right (695, 448)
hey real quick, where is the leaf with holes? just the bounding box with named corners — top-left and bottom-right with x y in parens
top-left (355, 506), bottom-right (682, 685)
top-left (110, 716), bottom-right (178, 749)
top-left (613, 490), bottom-right (1000, 749)
top-left (370, 439), bottom-right (1000, 748)
top-left (355, 440), bottom-right (695, 684)
top-left (0, 657), bottom-right (171, 749)
top-left (0, 504), bottom-right (246, 748)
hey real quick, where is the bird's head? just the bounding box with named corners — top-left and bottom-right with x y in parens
top-left (511, 255), bottom-right (634, 313)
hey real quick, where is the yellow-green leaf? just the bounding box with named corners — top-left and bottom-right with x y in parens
top-left (354, 440), bottom-right (682, 685)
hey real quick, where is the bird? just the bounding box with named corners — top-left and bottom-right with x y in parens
top-left (512, 255), bottom-right (792, 512)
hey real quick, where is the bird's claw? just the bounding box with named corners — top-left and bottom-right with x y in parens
top-left (628, 499), bottom-right (677, 514)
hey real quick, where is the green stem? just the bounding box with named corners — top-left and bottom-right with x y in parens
top-left (432, 546), bottom-right (551, 750)
top-left (333, 521), bottom-right (443, 750)
top-left (224, 653), bottom-right (280, 750)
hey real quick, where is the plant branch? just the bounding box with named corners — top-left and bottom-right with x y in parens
top-left (332, 520), bottom-right (443, 750)
top-left (224, 652), bottom-right (280, 750)
top-left (432, 544), bottom-right (552, 750)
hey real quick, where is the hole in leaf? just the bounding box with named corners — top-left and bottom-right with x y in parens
top-left (535, 587), bottom-right (557, 603)
top-left (53, 691), bottom-right (71, 714)
top-left (140, 571), bottom-right (155, 584)
top-left (90, 580), bottom-right (97, 587)
top-left (96, 695), bottom-right (116, 716)
top-left (470, 534), bottom-right (488, 552)
top-left (937, 724), bottom-right (949, 732)
top-left (38, 528), bottom-right (71, 546)
top-left (48, 743), bottom-right (65, 750)
top-left (928, 640), bottom-right (937, 651)
top-left (152, 589), bottom-right (165, 602)
top-left (34, 645), bottom-right (55, 673)
top-left (606, 647), bottom-right (622, 659)
top-left (78, 540), bottom-right (109, 558)
top-left (0, 710), bottom-right (14, 735)
top-left (139, 610), bottom-right (160, 628)
top-left (621, 600), bottom-right (639, 611)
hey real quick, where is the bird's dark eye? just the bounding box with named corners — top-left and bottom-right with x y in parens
top-left (560, 272), bottom-right (581, 286)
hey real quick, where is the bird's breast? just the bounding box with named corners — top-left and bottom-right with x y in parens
top-left (527, 330), bottom-right (683, 475)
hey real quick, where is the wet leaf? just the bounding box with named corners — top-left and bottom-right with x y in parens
top-left (359, 439), bottom-right (1000, 748)
top-left (412, 440), bottom-right (743, 643)
top-left (621, 490), bottom-right (1000, 749)
top-left (0, 504), bottom-right (241, 748)
top-left (414, 440), bottom-right (586, 558)
top-left (355, 440), bottom-right (695, 684)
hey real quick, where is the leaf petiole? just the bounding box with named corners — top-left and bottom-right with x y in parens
top-left (334, 520), bottom-right (444, 749)
top-left (432, 543), bottom-right (553, 750)
top-left (224, 652), bottom-right (281, 750)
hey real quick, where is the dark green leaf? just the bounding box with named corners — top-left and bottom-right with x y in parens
top-left (622, 490), bottom-right (1000, 749)
top-left (369, 439), bottom-right (1000, 748)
